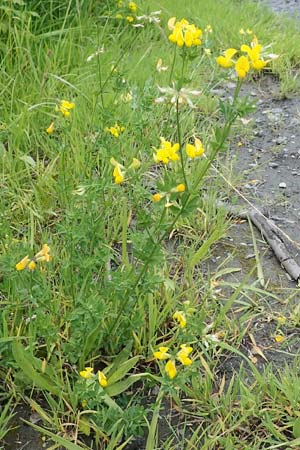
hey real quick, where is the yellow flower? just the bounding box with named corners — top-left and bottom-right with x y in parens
top-left (216, 48), bottom-right (237, 68)
top-left (46, 122), bottom-right (54, 134)
top-left (173, 311), bottom-right (187, 328)
top-left (113, 165), bottom-right (125, 184)
top-left (165, 359), bottom-right (177, 379)
top-left (186, 137), bottom-right (205, 158)
top-left (55, 100), bottom-right (75, 117)
top-left (105, 123), bottom-right (125, 138)
top-left (35, 244), bottom-right (51, 262)
top-left (15, 255), bottom-right (30, 271)
top-left (239, 28), bottom-right (246, 35)
top-left (168, 18), bottom-right (202, 48)
top-left (116, 13), bottom-right (123, 19)
top-left (98, 371), bottom-right (108, 387)
top-left (205, 24), bottom-right (212, 33)
top-left (110, 158), bottom-right (125, 184)
top-left (128, 1), bottom-right (137, 12)
top-left (274, 335), bottom-right (285, 343)
top-left (241, 42), bottom-right (267, 70)
top-left (177, 344), bottom-right (193, 366)
top-left (175, 184), bottom-right (185, 193)
top-left (153, 346), bottom-right (170, 360)
top-left (28, 260), bottom-right (36, 271)
top-left (153, 138), bottom-right (180, 164)
top-left (152, 193), bottom-right (162, 202)
top-left (235, 55), bottom-right (250, 78)
top-left (126, 16), bottom-right (134, 22)
top-left (80, 367), bottom-right (94, 379)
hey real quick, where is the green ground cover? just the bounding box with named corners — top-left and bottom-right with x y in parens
top-left (1, 0), bottom-right (300, 448)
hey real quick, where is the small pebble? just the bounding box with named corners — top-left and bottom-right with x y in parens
top-left (269, 162), bottom-right (279, 168)
top-left (279, 182), bottom-right (287, 188)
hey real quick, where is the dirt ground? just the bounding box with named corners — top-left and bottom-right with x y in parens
top-left (4, 1), bottom-right (300, 449)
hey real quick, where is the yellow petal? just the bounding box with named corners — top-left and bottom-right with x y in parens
top-left (165, 360), bottom-right (177, 379)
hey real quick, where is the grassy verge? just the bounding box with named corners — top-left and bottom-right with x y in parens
top-left (1, 0), bottom-right (300, 448)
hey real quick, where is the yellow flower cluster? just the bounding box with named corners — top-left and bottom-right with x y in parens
top-left (115, 1), bottom-right (137, 22)
top-left (15, 244), bottom-right (51, 272)
top-left (105, 123), bottom-right (125, 138)
top-left (153, 137), bottom-right (180, 164)
top-left (110, 157), bottom-right (141, 184)
top-left (153, 344), bottom-right (193, 379)
top-left (216, 37), bottom-right (268, 79)
top-left (46, 99), bottom-right (75, 133)
top-left (168, 18), bottom-right (202, 48)
top-left (55, 100), bottom-right (75, 118)
top-left (80, 367), bottom-right (108, 387)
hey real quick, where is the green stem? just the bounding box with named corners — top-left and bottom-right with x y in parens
top-left (168, 46), bottom-right (177, 84)
top-left (176, 98), bottom-right (188, 189)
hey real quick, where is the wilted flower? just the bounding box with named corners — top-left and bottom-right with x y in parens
top-left (134, 10), bottom-right (161, 26)
top-left (129, 158), bottom-right (141, 169)
top-left (156, 58), bottom-right (168, 72)
top-left (155, 84), bottom-right (202, 109)
top-left (86, 46), bottom-right (105, 62)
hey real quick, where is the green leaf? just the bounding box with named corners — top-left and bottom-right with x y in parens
top-left (78, 419), bottom-right (91, 437)
top-left (19, 154), bottom-right (36, 168)
top-left (107, 356), bottom-right (140, 385)
top-left (12, 341), bottom-right (59, 395)
top-left (79, 321), bottom-right (103, 370)
top-left (105, 343), bottom-right (132, 376)
top-left (293, 417), bottom-right (300, 439)
top-left (22, 420), bottom-right (87, 449)
top-left (106, 374), bottom-right (141, 397)
top-left (188, 228), bottom-right (222, 269)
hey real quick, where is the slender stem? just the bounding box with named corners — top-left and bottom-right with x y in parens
top-left (168, 46), bottom-right (177, 84)
top-left (176, 98), bottom-right (188, 189)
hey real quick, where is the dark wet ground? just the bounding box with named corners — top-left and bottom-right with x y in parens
top-left (257, 0), bottom-right (300, 15)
